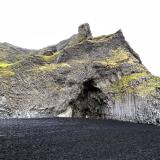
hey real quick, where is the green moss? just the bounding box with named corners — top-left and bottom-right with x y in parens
top-left (32, 63), bottom-right (70, 72)
top-left (69, 60), bottom-right (89, 64)
top-left (0, 59), bottom-right (11, 69)
top-left (40, 51), bottom-right (63, 63)
top-left (94, 47), bottom-right (131, 68)
top-left (135, 76), bottom-right (160, 95)
top-left (113, 72), bottom-right (148, 91)
top-left (112, 72), bottom-right (160, 97)
top-left (0, 59), bottom-right (15, 77)
top-left (106, 48), bottom-right (130, 64)
top-left (0, 70), bottom-right (15, 77)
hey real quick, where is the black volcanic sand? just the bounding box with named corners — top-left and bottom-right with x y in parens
top-left (0, 118), bottom-right (160, 160)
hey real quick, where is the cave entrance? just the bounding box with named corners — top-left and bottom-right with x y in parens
top-left (71, 79), bottom-right (106, 118)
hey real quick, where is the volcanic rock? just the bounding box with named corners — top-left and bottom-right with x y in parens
top-left (0, 23), bottom-right (160, 125)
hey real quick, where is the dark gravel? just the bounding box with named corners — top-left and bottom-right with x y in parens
top-left (0, 118), bottom-right (160, 160)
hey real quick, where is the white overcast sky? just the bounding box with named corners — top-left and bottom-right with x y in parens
top-left (0, 0), bottom-right (160, 76)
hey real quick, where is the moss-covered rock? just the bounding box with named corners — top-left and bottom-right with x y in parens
top-left (0, 23), bottom-right (160, 125)
top-left (40, 51), bottom-right (63, 63)
top-left (34, 63), bottom-right (71, 72)
top-left (0, 59), bottom-right (11, 68)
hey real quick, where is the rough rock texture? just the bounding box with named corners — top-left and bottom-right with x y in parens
top-left (0, 23), bottom-right (160, 125)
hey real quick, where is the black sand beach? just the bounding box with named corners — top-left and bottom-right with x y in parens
top-left (0, 118), bottom-right (160, 160)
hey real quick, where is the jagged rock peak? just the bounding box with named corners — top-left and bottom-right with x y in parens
top-left (40, 23), bottom-right (93, 55)
top-left (78, 23), bottom-right (92, 38)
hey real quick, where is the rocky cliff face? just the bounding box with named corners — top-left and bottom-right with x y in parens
top-left (0, 23), bottom-right (160, 125)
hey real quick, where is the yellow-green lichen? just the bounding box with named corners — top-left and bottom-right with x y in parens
top-left (135, 75), bottom-right (160, 95)
top-left (0, 70), bottom-right (15, 77)
top-left (0, 59), bottom-right (15, 77)
top-left (69, 60), bottom-right (89, 64)
top-left (0, 59), bottom-right (11, 69)
top-left (32, 63), bottom-right (71, 72)
top-left (112, 72), bottom-right (148, 91)
top-left (94, 47), bottom-right (131, 68)
top-left (111, 72), bottom-right (160, 97)
top-left (41, 51), bottom-right (63, 63)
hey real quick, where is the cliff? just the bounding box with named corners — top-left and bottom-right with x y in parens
top-left (0, 23), bottom-right (160, 125)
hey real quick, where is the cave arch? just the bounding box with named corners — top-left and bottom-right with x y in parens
top-left (70, 79), bottom-right (106, 118)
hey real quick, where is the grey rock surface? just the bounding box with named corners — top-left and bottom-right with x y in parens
top-left (0, 23), bottom-right (160, 125)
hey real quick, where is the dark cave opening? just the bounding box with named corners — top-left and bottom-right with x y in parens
top-left (71, 79), bottom-right (106, 118)
top-left (83, 79), bottom-right (101, 94)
